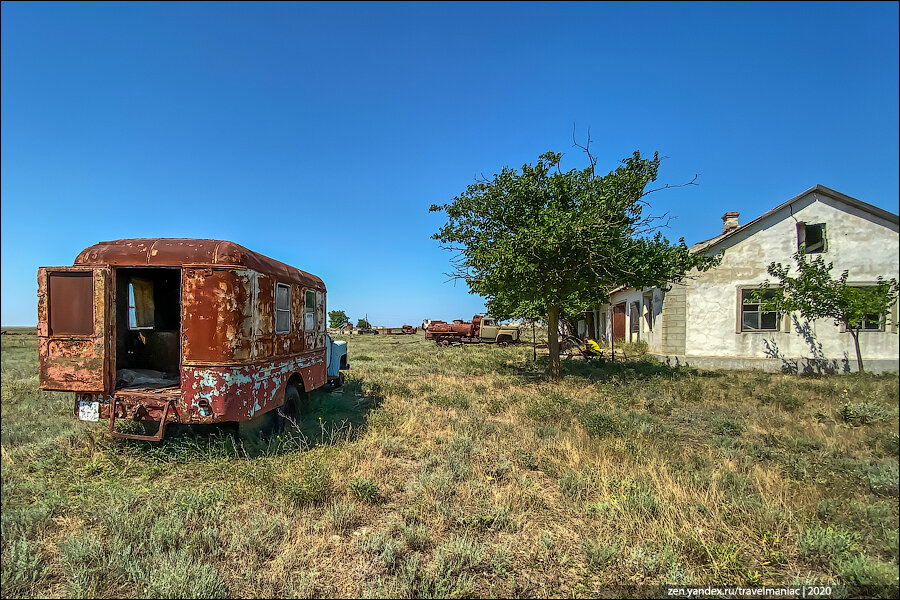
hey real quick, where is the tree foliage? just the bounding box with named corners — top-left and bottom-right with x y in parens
top-left (431, 146), bottom-right (720, 378)
top-left (356, 318), bottom-right (371, 329)
top-left (328, 310), bottom-right (349, 330)
top-left (755, 249), bottom-right (899, 372)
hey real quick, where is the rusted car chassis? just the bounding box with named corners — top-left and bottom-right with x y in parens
top-left (425, 315), bottom-right (520, 345)
top-left (38, 239), bottom-right (346, 441)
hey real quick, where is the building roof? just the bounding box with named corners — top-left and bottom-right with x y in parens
top-left (690, 184), bottom-right (899, 254)
top-left (74, 238), bottom-right (325, 289)
top-left (603, 185), bottom-right (899, 301)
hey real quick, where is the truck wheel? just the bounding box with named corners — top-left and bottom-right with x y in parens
top-left (498, 341), bottom-right (508, 348)
top-left (239, 407), bottom-right (283, 440)
top-left (283, 384), bottom-right (309, 421)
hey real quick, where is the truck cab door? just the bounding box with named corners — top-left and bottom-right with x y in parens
top-left (479, 320), bottom-right (500, 341)
top-left (37, 266), bottom-right (113, 391)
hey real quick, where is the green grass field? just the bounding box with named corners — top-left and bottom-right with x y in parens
top-left (2, 328), bottom-right (898, 598)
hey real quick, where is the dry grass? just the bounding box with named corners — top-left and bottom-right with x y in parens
top-left (1, 327), bottom-right (898, 597)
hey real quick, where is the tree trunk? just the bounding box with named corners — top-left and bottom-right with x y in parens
top-left (548, 305), bottom-right (561, 379)
top-left (585, 311), bottom-right (595, 340)
top-left (850, 328), bottom-right (865, 373)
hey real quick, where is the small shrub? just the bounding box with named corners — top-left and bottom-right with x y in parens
top-left (329, 501), bottom-right (357, 534)
top-left (348, 477), bottom-right (380, 503)
top-left (524, 390), bottom-right (572, 424)
top-left (145, 550), bottom-right (229, 599)
top-left (816, 498), bottom-right (838, 521)
top-left (864, 461), bottom-right (899, 497)
top-left (839, 554), bottom-right (899, 589)
top-left (582, 539), bottom-right (619, 569)
top-left (797, 525), bottom-right (858, 566)
top-left (1, 537), bottom-right (49, 597)
top-left (581, 411), bottom-right (621, 438)
top-left (426, 392), bottom-right (470, 410)
top-left (841, 401), bottom-right (896, 426)
top-left (559, 470), bottom-right (592, 501)
top-left (713, 418), bottom-right (744, 437)
top-left (399, 522), bottom-right (429, 551)
top-left (867, 431), bottom-right (900, 457)
top-left (280, 458), bottom-right (331, 507)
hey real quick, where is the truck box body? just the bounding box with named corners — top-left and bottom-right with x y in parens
top-left (38, 239), bottom-right (339, 435)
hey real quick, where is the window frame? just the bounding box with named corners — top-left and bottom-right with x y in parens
top-left (797, 222), bottom-right (827, 254)
top-left (275, 282), bottom-right (291, 334)
top-left (738, 286), bottom-right (784, 333)
top-left (304, 289), bottom-right (316, 333)
top-left (840, 283), bottom-right (893, 334)
top-left (127, 278), bottom-right (155, 331)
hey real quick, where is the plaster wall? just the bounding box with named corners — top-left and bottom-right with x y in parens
top-left (684, 193), bottom-right (899, 362)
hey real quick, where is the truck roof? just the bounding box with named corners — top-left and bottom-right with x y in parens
top-left (73, 238), bottom-right (325, 290)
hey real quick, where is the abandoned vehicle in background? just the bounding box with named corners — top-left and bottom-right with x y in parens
top-left (425, 315), bottom-right (520, 345)
top-left (37, 239), bottom-right (348, 441)
top-left (378, 324), bottom-right (418, 335)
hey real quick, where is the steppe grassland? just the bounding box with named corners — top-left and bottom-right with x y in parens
top-left (2, 327), bottom-right (898, 598)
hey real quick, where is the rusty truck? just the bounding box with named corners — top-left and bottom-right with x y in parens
top-left (425, 314), bottom-right (520, 346)
top-left (37, 238), bottom-right (348, 441)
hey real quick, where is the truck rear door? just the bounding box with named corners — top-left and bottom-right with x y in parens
top-left (37, 267), bottom-right (113, 391)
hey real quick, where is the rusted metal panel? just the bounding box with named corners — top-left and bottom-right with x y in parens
top-left (38, 267), bottom-right (113, 391)
top-left (315, 290), bottom-right (326, 349)
top-left (48, 272), bottom-right (94, 335)
top-left (254, 273), bottom-right (275, 358)
top-left (290, 283), bottom-right (304, 353)
top-left (182, 267), bottom-right (254, 363)
top-left (181, 353), bottom-right (326, 421)
top-left (76, 239), bottom-right (325, 291)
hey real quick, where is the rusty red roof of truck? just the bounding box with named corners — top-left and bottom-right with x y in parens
top-left (74, 238), bottom-right (325, 289)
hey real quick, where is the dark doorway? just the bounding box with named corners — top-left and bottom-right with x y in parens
top-left (114, 268), bottom-right (181, 389)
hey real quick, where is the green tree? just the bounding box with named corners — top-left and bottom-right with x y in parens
top-left (328, 310), bottom-right (349, 329)
top-left (755, 249), bottom-right (899, 373)
top-left (356, 318), bottom-right (371, 329)
top-left (430, 145), bottom-right (720, 378)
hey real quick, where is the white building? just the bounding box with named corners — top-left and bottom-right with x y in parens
top-left (580, 185), bottom-right (899, 373)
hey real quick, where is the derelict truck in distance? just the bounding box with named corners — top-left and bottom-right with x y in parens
top-left (37, 239), bottom-right (348, 441)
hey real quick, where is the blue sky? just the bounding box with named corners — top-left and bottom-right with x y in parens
top-left (2, 1), bottom-right (898, 326)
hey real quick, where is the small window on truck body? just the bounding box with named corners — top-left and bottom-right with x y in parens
top-left (128, 278), bottom-right (154, 330)
top-left (304, 289), bottom-right (316, 332)
top-left (275, 283), bottom-right (291, 333)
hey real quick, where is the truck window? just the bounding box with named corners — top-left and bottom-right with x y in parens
top-left (275, 283), bottom-right (291, 333)
top-left (305, 289), bottom-right (316, 332)
top-left (49, 272), bottom-right (94, 335)
top-left (128, 277), bottom-right (154, 330)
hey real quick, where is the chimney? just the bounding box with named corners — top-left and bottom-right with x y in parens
top-left (721, 211), bottom-right (740, 234)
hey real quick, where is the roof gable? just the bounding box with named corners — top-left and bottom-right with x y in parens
top-left (693, 185), bottom-right (899, 255)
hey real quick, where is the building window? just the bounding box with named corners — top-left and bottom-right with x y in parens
top-left (128, 278), bottom-right (155, 330)
top-left (275, 283), bottom-right (291, 334)
top-left (861, 313), bottom-right (885, 332)
top-left (741, 289), bottom-right (781, 332)
top-left (797, 222), bottom-right (826, 253)
top-left (305, 289), bottom-right (316, 332)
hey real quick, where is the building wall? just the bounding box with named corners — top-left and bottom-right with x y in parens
top-left (683, 193), bottom-right (899, 363)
